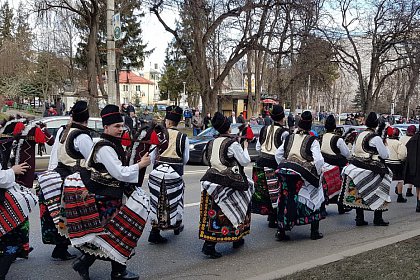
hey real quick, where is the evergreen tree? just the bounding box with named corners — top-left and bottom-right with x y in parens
top-left (15, 2), bottom-right (32, 50)
top-left (0, 1), bottom-right (14, 47)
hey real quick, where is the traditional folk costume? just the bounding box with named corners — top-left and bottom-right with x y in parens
top-left (0, 120), bottom-right (44, 279)
top-left (385, 127), bottom-right (407, 203)
top-left (341, 112), bottom-right (391, 226)
top-left (38, 101), bottom-right (93, 261)
top-left (274, 111), bottom-right (325, 241)
top-left (400, 125), bottom-right (416, 198)
top-left (147, 106), bottom-right (189, 244)
top-left (320, 115), bottom-right (350, 214)
top-left (199, 112), bottom-right (254, 258)
top-left (252, 105), bottom-right (289, 228)
top-left (68, 105), bottom-right (150, 280)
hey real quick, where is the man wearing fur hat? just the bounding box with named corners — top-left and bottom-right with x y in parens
top-left (252, 105), bottom-right (289, 228)
top-left (70, 104), bottom-right (151, 280)
top-left (199, 112), bottom-right (254, 258)
top-left (38, 100), bottom-right (94, 261)
top-left (275, 111), bottom-right (325, 241)
top-left (147, 106), bottom-right (189, 244)
top-left (341, 112), bottom-right (391, 226)
top-left (320, 115), bottom-right (351, 214)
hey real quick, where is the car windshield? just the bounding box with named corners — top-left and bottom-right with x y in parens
top-left (197, 127), bottom-right (218, 137)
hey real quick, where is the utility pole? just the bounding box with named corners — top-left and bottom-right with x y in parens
top-left (107, 0), bottom-right (117, 105)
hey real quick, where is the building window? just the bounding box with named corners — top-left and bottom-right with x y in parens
top-left (123, 85), bottom-right (128, 91)
top-left (154, 63), bottom-right (158, 70)
top-left (136, 85), bottom-right (141, 91)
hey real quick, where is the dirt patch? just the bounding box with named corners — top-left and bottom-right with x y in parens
top-left (281, 236), bottom-right (420, 280)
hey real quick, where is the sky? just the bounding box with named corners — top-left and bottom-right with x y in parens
top-left (5, 0), bottom-right (176, 72)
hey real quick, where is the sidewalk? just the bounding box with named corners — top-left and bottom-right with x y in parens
top-left (281, 234), bottom-right (420, 280)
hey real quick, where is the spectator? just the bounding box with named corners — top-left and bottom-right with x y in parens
top-left (140, 108), bottom-right (154, 127)
top-left (257, 114), bottom-right (265, 125)
top-left (192, 111), bottom-right (203, 136)
top-left (203, 112), bottom-right (212, 129)
top-left (46, 105), bottom-right (58, 117)
top-left (287, 113), bottom-right (295, 129)
top-left (228, 111), bottom-right (237, 124)
top-left (249, 116), bottom-right (258, 125)
top-left (264, 113), bottom-right (272, 126)
top-left (130, 111), bottom-right (139, 134)
top-left (184, 109), bottom-right (192, 127)
top-left (295, 113), bottom-right (301, 124)
top-left (237, 112), bottom-right (245, 124)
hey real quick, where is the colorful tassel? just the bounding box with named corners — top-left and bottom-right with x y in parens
top-left (13, 122), bottom-right (25, 136)
top-left (34, 127), bottom-right (47, 143)
top-left (245, 126), bottom-right (254, 140)
top-left (150, 130), bottom-right (160, 145)
top-left (121, 131), bottom-right (131, 147)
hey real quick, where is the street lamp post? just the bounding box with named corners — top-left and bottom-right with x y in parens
top-left (183, 81), bottom-right (186, 108)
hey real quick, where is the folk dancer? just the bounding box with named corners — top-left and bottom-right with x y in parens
top-left (199, 112), bottom-right (254, 258)
top-left (147, 106), bottom-right (189, 244)
top-left (275, 111), bottom-right (325, 241)
top-left (400, 125), bottom-right (416, 197)
top-left (68, 104), bottom-right (151, 280)
top-left (252, 105), bottom-right (289, 228)
top-left (38, 101), bottom-right (93, 260)
top-left (341, 112), bottom-right (391, 226)
top-left (0, 161), bottom-right (36, 280)
top-left (320, 115), bottom-right (351, 214)
top-left (5, 119), bottom-right (55, 260)
top-left (385, 127), bottom-right (407, 203)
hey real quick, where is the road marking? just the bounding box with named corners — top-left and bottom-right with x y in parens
top-left (184, 202), bottom-right (200, 208)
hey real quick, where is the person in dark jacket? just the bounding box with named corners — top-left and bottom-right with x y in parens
top-left (287, 113), bottom-right (295, 129)
top-left (203, 113), bottom-right (212, 129)
top-left (404, 130), bottom-right (420, 212)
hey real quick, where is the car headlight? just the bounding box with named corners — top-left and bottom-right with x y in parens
top-left (189, 144), bottom-right (195, 150)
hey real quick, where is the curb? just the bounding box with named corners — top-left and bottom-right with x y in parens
top-left (245, 228), bottom-right (420, 280)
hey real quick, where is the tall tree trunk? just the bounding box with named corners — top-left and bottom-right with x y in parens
top-left (87, 17), bottom-right (100, 116)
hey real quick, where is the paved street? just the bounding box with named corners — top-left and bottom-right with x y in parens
top-left (7, 164), bottom-right (420, 280)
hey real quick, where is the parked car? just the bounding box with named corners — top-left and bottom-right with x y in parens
top-left (33, 116), bottom-right (103, 172)
top-left (188, 124), bottom-right (264, 165)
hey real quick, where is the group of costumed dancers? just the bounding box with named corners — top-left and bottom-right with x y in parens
top-left (0, 101), bottom-right (416, 280)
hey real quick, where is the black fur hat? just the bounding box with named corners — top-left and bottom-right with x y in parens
top-left (325, 114), bottom-right (336, 131)
top-left (165, 106), bottom-right (183, 123)
top-left (298, 111), bottom-right (313, 131)
top-left (101, 104), bottom-right (123, 126)
top-left (212, 112), bottom-right (231, 134)
top-left (271, 105), bottom-right (285, 122)
top-left (365, 112), bottom-right (378, 128)
top-left (71, 101), bottom-right (89, 123)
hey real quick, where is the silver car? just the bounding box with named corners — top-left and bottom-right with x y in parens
top-left (33, 116), bottom-right (103, 172)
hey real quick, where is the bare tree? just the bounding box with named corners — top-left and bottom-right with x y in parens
top-left (35, 0), bottom-right (105, 115)
top-left (150, 0), bottom-right (279, 114)
top-left (319, 0), bottom-right (420, 113)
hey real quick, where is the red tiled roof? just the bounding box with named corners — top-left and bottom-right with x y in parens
top-left (119, 70), bottom-right (154, 85)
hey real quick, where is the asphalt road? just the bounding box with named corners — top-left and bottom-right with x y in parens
top-left (7, 164), bottom-right (420, 280)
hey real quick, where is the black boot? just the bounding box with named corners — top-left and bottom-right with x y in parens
top-left (111, 261), bottom-right (139, 280)
top-left (0, 254), bottom-right (16, 280)
top-left (275, 228), bottom-right (290, 241)
top-left (232, 239), bottom-right (245, 249)
top-left (355, 208), bottom-right (368, 226)
top-left (397, 194), bottom-right (407, 203)
top-left (416, 200), bottom-right (420, 212)
top-left (72, 253), bottom-right (96, 280)
top-left (52, 244), bottom-right (77, 261)
top-left (406, 188), bottom-right (414, 197)
top-left (310, 221), bottom-right (323, 240)
top-left (337, 203), bottom-right (352, 214)
top-left (268, 213), bottom-right (278, 228)
top-left (174, 224), bottom-right (184, 235)
top-left (148, 228), bottom-right (168, 244)
top-left (373, 211), bottom-right (389, 226)
top-left (320, 203), bottom-right (328, 218)
top-left (202, 241), bottom-right (222, 259)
